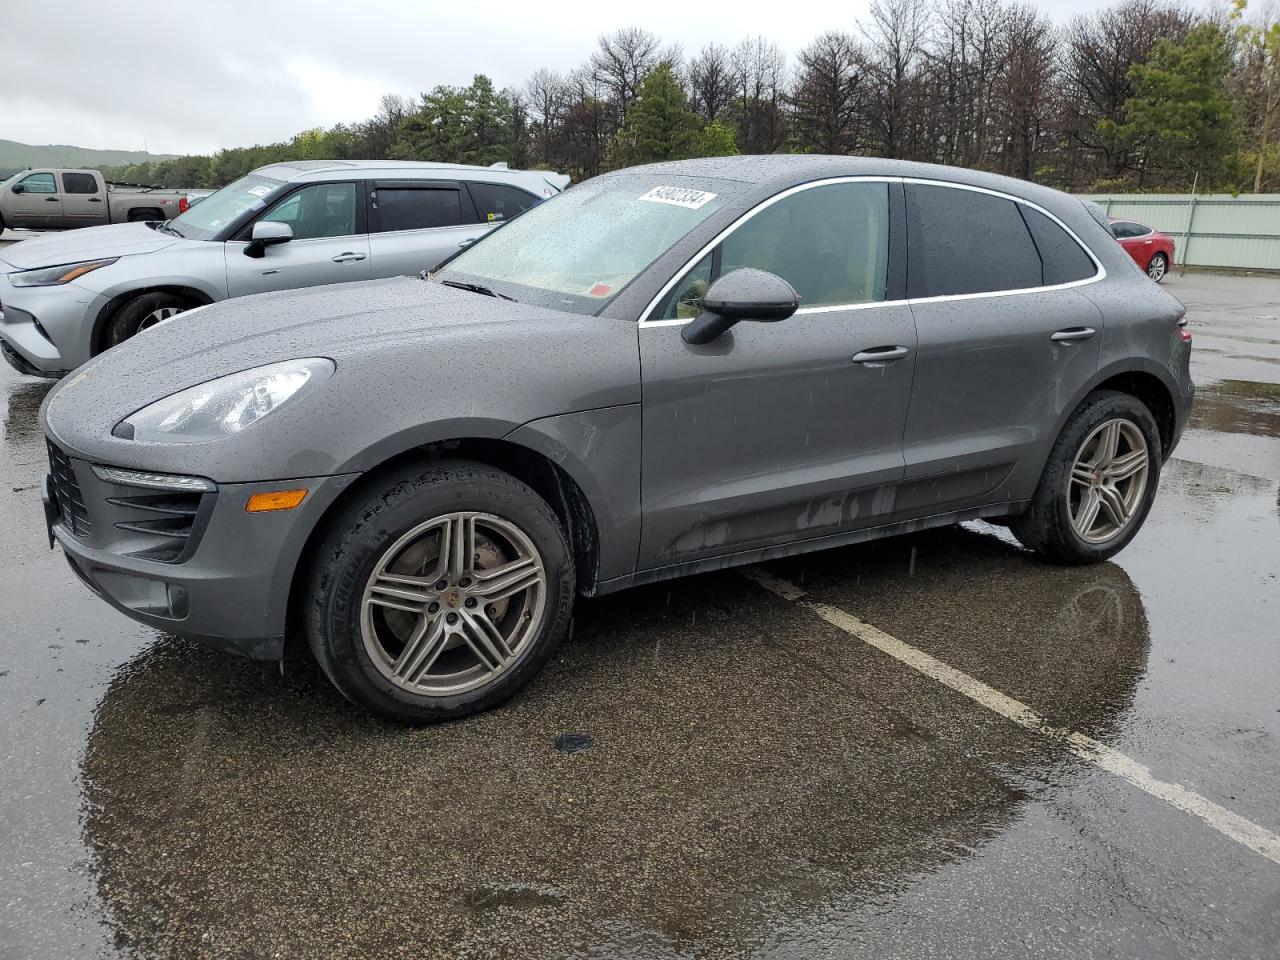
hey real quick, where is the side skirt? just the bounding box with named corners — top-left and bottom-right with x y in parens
top-left (588, 500), bottom-right (1030, 597)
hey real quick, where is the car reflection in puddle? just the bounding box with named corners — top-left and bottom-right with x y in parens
top-left (82, 527), bottom-right (1148, 959)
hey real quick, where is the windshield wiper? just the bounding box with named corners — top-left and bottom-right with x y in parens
top-left (439, 279), bottom-right (516, 302)
top-left (155, 220), bottom-right (183, 238)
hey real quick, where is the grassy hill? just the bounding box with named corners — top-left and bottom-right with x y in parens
top-left (0, 139), bottom-right (179, 177)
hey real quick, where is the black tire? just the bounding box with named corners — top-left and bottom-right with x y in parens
top-left (1147, 252), bottom-right (1168, 282)
top-left (304, 459), bottom-right (576, 723)
top-left (1010, 390), bottom-right (1161, 564)
top-left (127, 209), bottom-right (161, 222)
top-left (103, 291), bottom-right (195, 349)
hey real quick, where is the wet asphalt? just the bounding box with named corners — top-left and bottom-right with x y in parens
top-left (0, 265), bottom-right (1277, 959)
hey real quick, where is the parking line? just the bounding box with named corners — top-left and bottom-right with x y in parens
top-left (741, 567), bottom-right (1280, 866)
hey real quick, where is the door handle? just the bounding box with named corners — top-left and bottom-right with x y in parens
top-left (1144, 239), bottom-right (1153, 245)
top-left (45, 197), bottom-right (60, 202)
top-left (87, 197), bottom-right (102, 203)
top-left (457, 238), bottom-right (478, 249)
top-left (332, 252), bottom-right (367, 263)
top-left (1050, 327), bottom-right (1096, 343)
top-left (852, 345), bottom-right (910, 365)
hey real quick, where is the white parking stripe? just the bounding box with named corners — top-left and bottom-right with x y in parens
top-left (741, 568), bottom-right (1280, 866)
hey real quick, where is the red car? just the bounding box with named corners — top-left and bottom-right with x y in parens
top-left (1109, 218), bottom-right (1175, 282)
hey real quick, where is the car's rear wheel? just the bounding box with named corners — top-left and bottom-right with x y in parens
top-left (1011, 390), bottom-right (1161, 563)
top-left (103, 291), bottom-right (195, 349)
top-left (1147, 252), bottom-right (1168, 282)
top-left (305, 460), bottom-right (576, 723)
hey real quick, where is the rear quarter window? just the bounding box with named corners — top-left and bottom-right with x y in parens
top-left (905, 184), bottom-right (1042, 297)
top-left (467, 182), bottom-right (539, 223)
top-left (1020, 207), bottom-right (1097, 285)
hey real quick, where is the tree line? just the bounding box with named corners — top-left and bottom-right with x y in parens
top-left (105, 0), bottom-right (1280, 194)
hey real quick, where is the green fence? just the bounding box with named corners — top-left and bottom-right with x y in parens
top-left (1078, 193), bottom-right (1280, 272)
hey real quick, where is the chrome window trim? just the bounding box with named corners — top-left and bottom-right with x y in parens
top-left (639, 175), bottom-right (1106, 328)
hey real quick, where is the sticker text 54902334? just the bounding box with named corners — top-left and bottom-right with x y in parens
top-left (638, 186), bottom-right (718, 210)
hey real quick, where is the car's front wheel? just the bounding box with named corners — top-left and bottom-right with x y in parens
top-left (104, 291), bottom-right (195, 349)
top-left (304, 460), bottom-right (575, 723)
top-left (1147, 252), bottom-right (1168, 282)
top-left (1011, 390), bottom-right (1161, 563)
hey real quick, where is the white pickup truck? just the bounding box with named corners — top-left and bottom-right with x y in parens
top-left (0, 168), bottom-right (187, 231)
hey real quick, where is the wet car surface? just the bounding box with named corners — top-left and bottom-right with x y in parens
top-left (1, 266), bottom-right (1277, 959)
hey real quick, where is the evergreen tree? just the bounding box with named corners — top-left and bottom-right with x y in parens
top-left (618, 65), bottom-right (702, 163)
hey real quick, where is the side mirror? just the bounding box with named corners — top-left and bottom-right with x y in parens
top-left (681, 268), bottom-right (799, 345)
top-left (12, 183), bottom-right (24, 194)
top-left (244, 221), bottom-right (293, 258)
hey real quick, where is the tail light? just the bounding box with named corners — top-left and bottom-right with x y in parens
top-left (178, 197), bottom-right (189, 214)
top-left (1177, 317), bottom-right (1192, 343)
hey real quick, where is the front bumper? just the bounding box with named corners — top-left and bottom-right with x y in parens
top-left (44, 443), bottom-right (358, 660)
top-left (0, 270), bottom-right (103, 375)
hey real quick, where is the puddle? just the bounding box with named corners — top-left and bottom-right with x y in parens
top-left (1189, 379), bottom-right (1280, 439)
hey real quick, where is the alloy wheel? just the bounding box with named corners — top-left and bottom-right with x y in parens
top-left (360, 512), bottom-right (547, 695)
top-left (1147, 255), bottom-right (1167, 282)
top-left (138, 306), bottom-right (183, 331)
top-left (1067, 418), bottom-right (1150, 544)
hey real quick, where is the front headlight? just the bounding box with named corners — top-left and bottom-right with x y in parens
top-left (10, 258), bottom-right (119, 287)
top-left (113, 358), bottom-right (335, 443)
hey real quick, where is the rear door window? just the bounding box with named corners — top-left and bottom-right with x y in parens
top-left (1021, 207), bottom-right (1097, 286)
top-left (372, 186), bottom-right (464, 232)
top-left (905, 184), bottom-right (1042, 297)
top-left (61, 172), bottom-right (99, 194)
top-left (466, 182), bottom-right (539, 224)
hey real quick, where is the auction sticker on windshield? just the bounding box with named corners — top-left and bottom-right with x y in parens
top-left (639, 186), bottom-right (718, 209)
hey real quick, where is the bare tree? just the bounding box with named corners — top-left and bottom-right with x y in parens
top-left (1060, 0), bottom-right (1196, 180)
top-left (590, 27), bottom-right (665, 128)
top-left (525, 68), bottom-right (567, 165)
top-left (730, 35), bottom-right (790, 153)
top-left (790, 31), bottom-right (867, 153)
top-left (557, 66), bottom-right (612, 178)
top-left (925, 0), bottom-right (1011, 167)
top-left (689, 43), bottom-right (737, 121)
top-left (359, 93), bottom-right (415, 157)
top-left (861, 0), bottom-right (929, 158)
top-left (997, 4), bottom-right (1056, 180)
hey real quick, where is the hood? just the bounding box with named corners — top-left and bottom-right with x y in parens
top-left (0, 222), bottom-right (181, 270)
top-left (41, 276), bottom-right (640, 481)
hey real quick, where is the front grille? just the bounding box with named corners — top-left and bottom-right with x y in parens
top-left (108, 491), bottom-right (208, 563)
top-left (47, 441), bottom-right (93, 538)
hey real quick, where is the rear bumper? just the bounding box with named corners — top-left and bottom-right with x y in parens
top-left (45, 447), bottom-right (358, 660)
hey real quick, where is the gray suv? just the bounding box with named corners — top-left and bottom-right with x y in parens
top-left (0, 160), bottom-right (568, 377)
top-left (39, 156), bottom-right (1194, 723)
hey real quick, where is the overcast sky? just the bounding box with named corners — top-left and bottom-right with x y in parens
top-left (2, 0), bottom-right (1202, 157)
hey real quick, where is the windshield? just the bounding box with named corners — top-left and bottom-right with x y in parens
top-left (168, 173), bottom-right (285, 241)
top-left (438, 175), bottom-right (739, 313)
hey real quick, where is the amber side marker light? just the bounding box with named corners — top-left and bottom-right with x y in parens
top-left (246, 489), bottom-right (307, 513)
